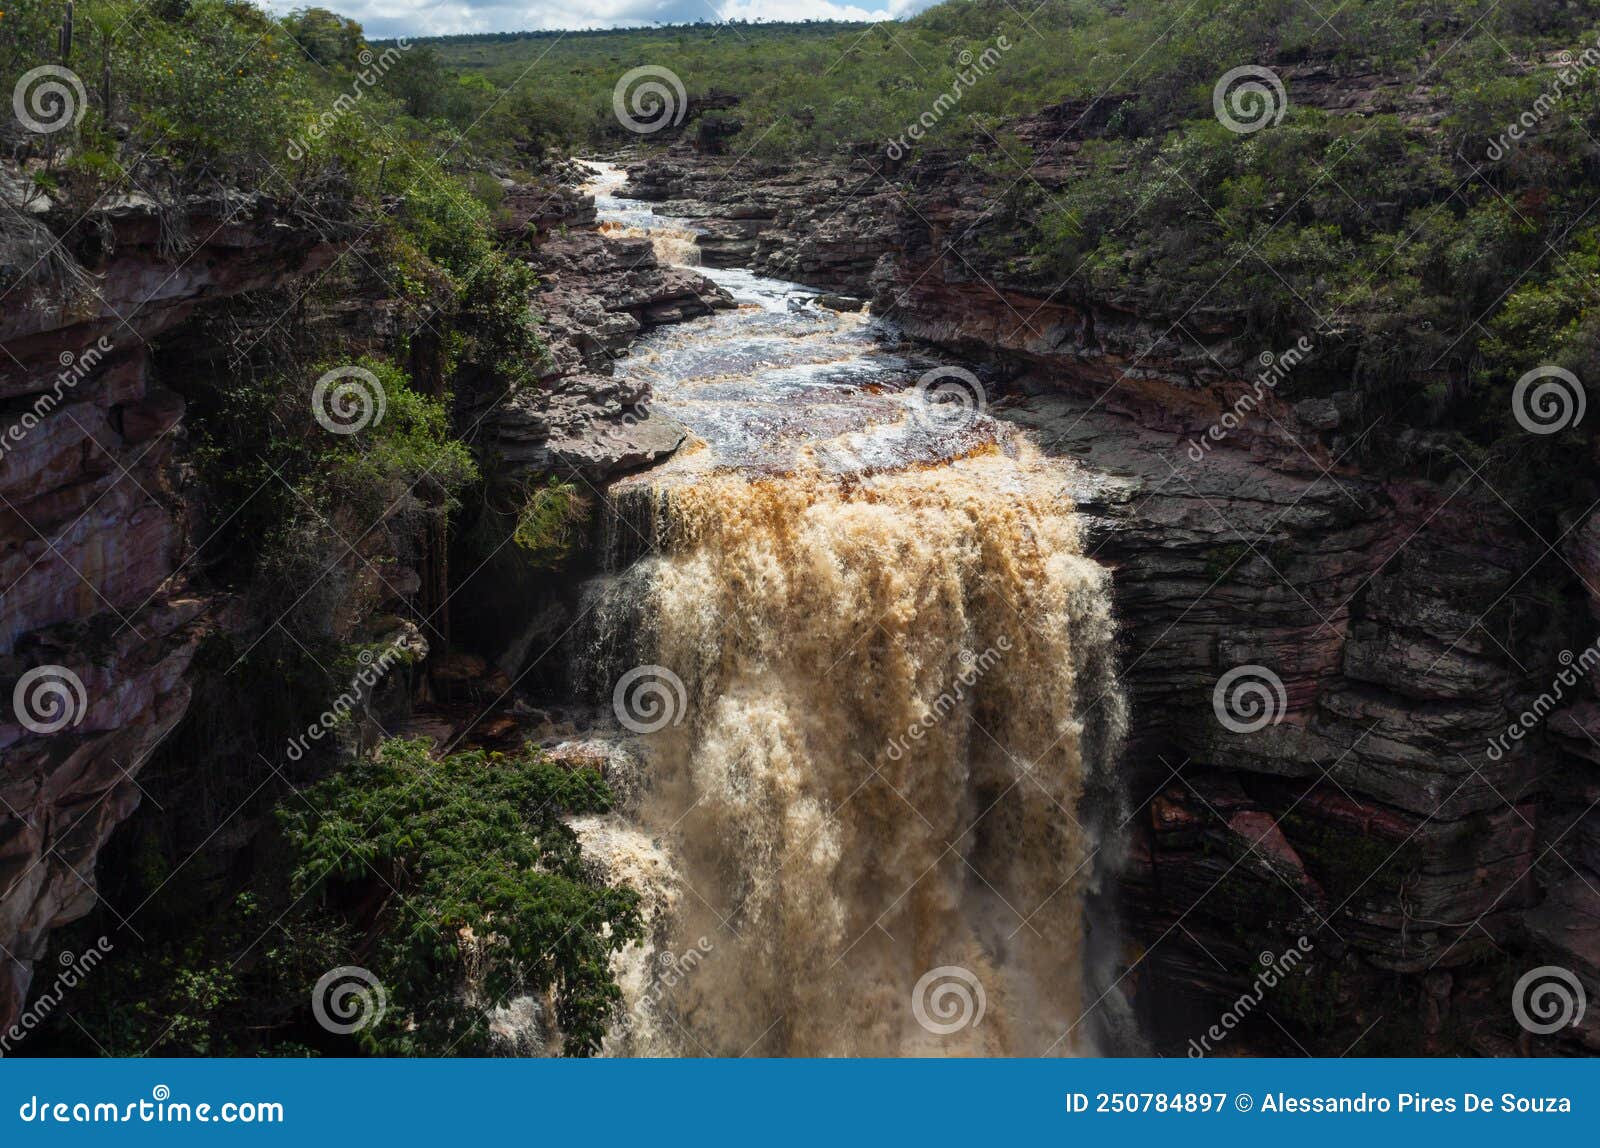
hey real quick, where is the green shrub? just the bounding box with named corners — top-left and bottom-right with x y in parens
top-left (512, 477), bottom-right (592, 568)
top-left (280, 738), bottom-right (642, 1055)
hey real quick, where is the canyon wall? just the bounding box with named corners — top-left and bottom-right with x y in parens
top-left (5, 136), bottom-right (1595, 1053)
top-left (0, 187), bottom-right (343, 1028)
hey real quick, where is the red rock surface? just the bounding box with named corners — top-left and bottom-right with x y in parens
top-left (0, 183), bottom-right (340, 1030)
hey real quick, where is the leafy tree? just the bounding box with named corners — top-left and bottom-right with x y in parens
top-left (279, 739), bottom-right (643, 1055)
top-left (283, 6), bottom-right (366, 68)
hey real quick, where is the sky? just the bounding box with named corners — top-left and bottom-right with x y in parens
top-left (261, 0), bottom-right (936, 40)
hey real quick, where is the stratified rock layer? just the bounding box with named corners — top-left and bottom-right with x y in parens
top-left (0, 188), bottom-right (342, 1029)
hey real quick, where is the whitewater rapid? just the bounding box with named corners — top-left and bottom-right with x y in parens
top-left (571, 163), bottom-right (1127, 1057)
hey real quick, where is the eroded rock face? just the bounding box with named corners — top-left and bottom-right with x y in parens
top-left (493, 374), bottom-right (688, 481)
top-left (616, 142), bottom-right (1598, 1053)
top-left (477, 179), bottom-right (733, 484)
top-left (0, 185), bottom-right (342, 1031)
top-left (623, 156), bottom-right (898, 295)
top-left (868, 160), bottom-right (1600, 1053)
top-left (1006, 392), bottom-right (1570, 1047)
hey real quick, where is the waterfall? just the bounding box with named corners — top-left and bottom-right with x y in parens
top-left (579, 448), bottom-right (1126, 1056)
top-left (558, 161), bottom-right (1129, 1057)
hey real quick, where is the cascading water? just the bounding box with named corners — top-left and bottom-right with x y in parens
top-left (571, 164), bottom-right (1127, 1057)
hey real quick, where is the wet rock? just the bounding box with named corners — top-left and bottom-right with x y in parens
top-left (471, 174), bottom-right (732, 482)
top-left (490, 376), bottom-right (687, 483)
top-left (622, 156), bottom-right (898, 294)
top-left (852, 118), bottom-right (1587, 1044)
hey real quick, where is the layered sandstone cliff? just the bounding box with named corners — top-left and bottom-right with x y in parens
top-left (0, 184), bottom-right (345, 1028)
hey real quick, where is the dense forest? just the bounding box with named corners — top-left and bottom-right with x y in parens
top-left (4, 0), bottom-right (1599, 1055)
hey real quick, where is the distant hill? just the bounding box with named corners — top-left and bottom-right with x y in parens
top-left (397, 21), bottom-right (870, 71)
